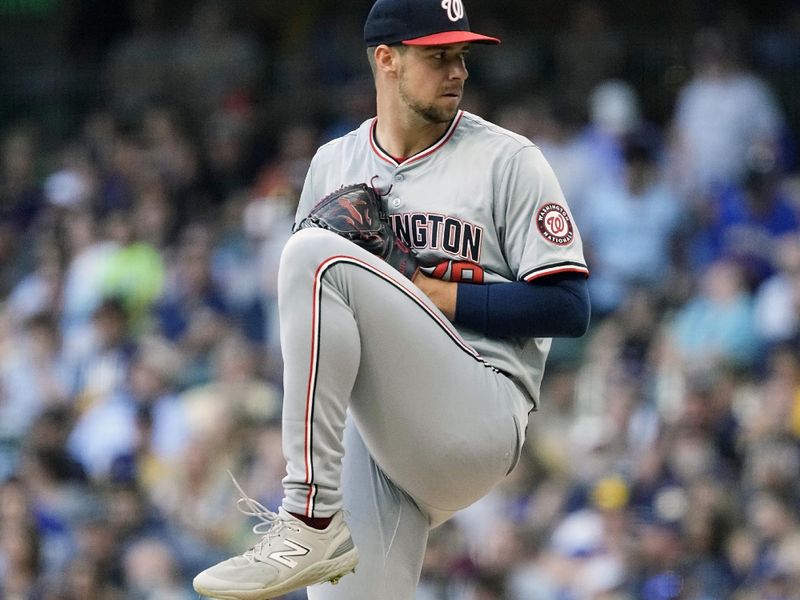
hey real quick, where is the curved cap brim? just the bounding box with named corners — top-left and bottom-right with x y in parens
top-left (402, 31), bottom-right (500, 46)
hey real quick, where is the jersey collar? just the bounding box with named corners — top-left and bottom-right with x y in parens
top-left (369, 110), bottom-right (463, 167)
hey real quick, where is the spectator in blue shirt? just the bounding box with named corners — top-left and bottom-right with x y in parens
top-left (580, 133), bottom-right (681, 317)
top-left (697, 146), bottom-right (799, 289)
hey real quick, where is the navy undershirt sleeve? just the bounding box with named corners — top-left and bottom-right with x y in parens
top-left (454, 273), bottom-right (590, 338)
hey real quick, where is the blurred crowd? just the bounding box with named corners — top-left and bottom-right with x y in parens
top-left (1, 1), bottom-right (800, 599)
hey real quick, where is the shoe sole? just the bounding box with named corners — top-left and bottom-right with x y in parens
top-left (194, 549), bottom-right (359, 600)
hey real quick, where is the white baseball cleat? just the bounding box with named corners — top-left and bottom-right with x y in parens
top-left (193, 478), bottom-right (358, 600)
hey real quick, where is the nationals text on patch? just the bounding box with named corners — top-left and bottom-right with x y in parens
top-left (537, 203), bottom-right (574, 246)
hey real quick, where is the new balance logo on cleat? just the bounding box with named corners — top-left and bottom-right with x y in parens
top-left (268, 540), bottom-right (311, 568)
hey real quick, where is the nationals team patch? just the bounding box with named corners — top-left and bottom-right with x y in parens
top-left (536, 203), bottom-right (574, 246)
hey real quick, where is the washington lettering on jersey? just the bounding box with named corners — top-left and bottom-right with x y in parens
top-left (390, 212), bottom-right (483, 262)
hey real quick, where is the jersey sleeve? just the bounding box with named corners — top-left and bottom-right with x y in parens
top-left (496, 145), bottom-right (589, 282)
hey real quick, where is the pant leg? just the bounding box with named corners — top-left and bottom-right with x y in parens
top-left (279, 229), bottom-right (529, 519)
top-left (307, 418), bottom-right (429, 600)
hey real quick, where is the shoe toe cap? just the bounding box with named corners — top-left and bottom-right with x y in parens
top-left (193, 559), bottom-right (277, 595)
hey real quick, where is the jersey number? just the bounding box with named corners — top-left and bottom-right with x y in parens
top-left (431, 260), bottom-right (485, 283)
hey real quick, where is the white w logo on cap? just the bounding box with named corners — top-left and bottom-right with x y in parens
top-left (441, 0), bottom-right (464, 22)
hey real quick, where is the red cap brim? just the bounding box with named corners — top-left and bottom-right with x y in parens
top-left (402, 31), bottom-right (500, 46)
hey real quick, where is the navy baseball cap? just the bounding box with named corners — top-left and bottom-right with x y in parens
top-left (364, 0), bottom-right (500, 47)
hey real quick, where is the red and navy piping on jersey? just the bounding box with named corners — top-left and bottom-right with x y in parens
top-left (301, 252), bottom-right (498, 516)
top-left (369, 110), bottom-right (463, 167)
top-left (521, 261), bottom-right (589, 282)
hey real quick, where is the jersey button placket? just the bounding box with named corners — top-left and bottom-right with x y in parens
top-left (390, 170), bottom-right (404, 208)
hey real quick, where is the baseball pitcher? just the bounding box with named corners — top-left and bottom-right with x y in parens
top-left (194, 0), bottom-right (590, 598)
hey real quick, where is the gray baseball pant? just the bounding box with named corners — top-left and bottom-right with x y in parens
top-left (278, 228), bottom-right (529, 599)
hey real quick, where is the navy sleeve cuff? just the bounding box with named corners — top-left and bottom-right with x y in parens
top-left (454, 274), bottom-right (591, 338)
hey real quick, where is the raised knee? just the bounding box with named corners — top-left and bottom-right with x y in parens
top-left (282, 228), bottom-right (340, 265)
top-left (280, 228), bottom-right (365, 280)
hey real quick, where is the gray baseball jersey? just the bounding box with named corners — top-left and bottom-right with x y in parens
top-left (295, 109), bottom-right (589, 407)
